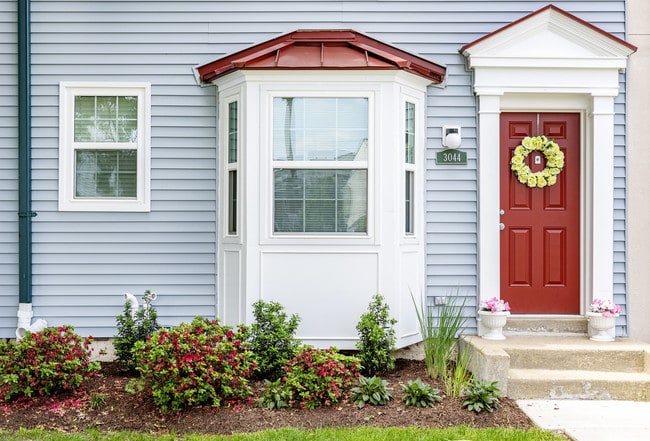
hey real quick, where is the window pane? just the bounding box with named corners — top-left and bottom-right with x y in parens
top-left (228, 170), bottom-right (237, 234)
top-left (228, 101), bottom-right (238, 163)
top-left (75, 149), bottom-right (137, 198)
top-left (74, 95), bottom-right (138, 143)
top-left (405, 102), bottom-right (415, 164)
top-left (405, 171), bottom-right (414, 234)
top-left (274, 169), bottom-right (367, 233)
top-left (273, 97), bottom-right (368, 161)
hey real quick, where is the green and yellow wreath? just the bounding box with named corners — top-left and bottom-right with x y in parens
top-left (510, 135), bottom-right (565, 188)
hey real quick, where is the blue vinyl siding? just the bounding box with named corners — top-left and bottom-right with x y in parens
top-left (0, 0), bottom-right (18, 336)
top-left (0, 0), bottom-right (629, 337)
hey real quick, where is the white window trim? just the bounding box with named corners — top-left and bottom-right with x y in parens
top-left (400, 89), bottom-right (424, 243)
top-left (58, 82), bottom-right (151, 212)
top-left (262, 88), bottom-right (377, 242)
top-left (222, 93), bottom-right (241, 239)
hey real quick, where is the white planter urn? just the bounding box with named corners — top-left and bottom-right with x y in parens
top-left (478, 310), bottom-right (510, 340)
top-left (587, 311), bottom-right (618, 342)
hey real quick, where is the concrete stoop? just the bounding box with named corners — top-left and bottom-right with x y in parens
top-left (460, 335), bottom-right (650, 401)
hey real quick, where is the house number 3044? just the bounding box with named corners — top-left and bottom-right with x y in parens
top-left (436, 149), bottom-right (467, 165)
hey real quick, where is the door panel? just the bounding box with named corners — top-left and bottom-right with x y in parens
top-left (500, 113), bottom-right (580, 314)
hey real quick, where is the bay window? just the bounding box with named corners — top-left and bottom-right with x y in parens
top-left (272, 97), bottom-right (368, 234)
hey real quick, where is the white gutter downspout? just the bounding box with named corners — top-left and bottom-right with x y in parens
top-left (16, 304), bottom-right (47, 339)
top-left (123, 292), bottom-right (140, 318)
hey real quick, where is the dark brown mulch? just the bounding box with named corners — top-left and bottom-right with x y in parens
top-left (0, 360), bottom-right (533, 435)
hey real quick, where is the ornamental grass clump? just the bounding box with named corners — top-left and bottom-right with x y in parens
top-left (128, 317), bottom-right (256, 412)
top-left (0, 326), bottom-right (100, 402)
top-left (273, 347), bottom-right (361, 409)
top-left (412, 291), bottom-right (467, 382)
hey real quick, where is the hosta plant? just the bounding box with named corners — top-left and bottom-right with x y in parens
top-left (400, 378), bottom-right (442, 408)
top-left (257, 378), bottom-right (290, 410)
top-left (462, 379), bottom-right (501, 413)
top-left (128, 317), bottom-right (256, 412)
top-left (350, 375), bottom-right (393, 408)
top-left (0, 326), bottom-right (100, 402)
top-left (279, 347), bottom-right (361, 409)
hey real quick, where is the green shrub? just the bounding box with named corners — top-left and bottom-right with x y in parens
top-left (248, 300), bottom-right (301, 380)
top-left (350, 375), bottom-right (393, 408)
top-left (400, 378), bottom-right (442, 407)
top-left (356, 294), bottom-right (397, 375)
top-left (128, 317), bottom-right (256, 412)
top-left (114, 290), bottom-right (161, 373)
top-left (280, 347), bottom-right (361, 409)
top-left (0, 326), bottom-right (100, 402)
top-left (463, 379), bottom-right (501, 413)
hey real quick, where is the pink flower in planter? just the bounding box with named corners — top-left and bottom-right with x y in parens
top-left (589, 299), bottom-right (622, 317)
top-left (479, 297), bottom-right (511, 313)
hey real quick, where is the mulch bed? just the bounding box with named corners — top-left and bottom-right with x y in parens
top-left (0, 359), bottom-right (534, 435)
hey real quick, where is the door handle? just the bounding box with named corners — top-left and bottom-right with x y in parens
top-left (499, 223), bottom-right (505, 231)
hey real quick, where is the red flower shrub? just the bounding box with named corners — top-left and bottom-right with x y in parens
top-left (280, 347), bottom-right (361, 409)
top-left (0, 326), bottom-right (100, 402)
top-left (128, 317), bottom-right (256, 412)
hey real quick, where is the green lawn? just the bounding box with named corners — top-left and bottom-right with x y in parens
top-left (0, 427), bottom-right (567, 441)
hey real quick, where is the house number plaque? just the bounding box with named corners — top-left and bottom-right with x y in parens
top-left (436, 149), bottom-right (467, 165)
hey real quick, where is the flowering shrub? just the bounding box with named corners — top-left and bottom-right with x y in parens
top-left (479, 297), bottom-right (511, 313)
top-left (589, 299), bottom-right (622, 317)
top-left (278, 347), bottom-right (361, 409)
top-left (128, 317), bottom-right (256, 412)
top-left (0, 326), bottom-right (100, 402)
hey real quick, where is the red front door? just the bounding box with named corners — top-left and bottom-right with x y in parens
top-left (500, 113), bottom-right (580, 314)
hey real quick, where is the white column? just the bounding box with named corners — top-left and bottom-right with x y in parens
top-left (590, 95), bottom-right (615, 303)
top-left (477, 94), bottom-right (502, 303)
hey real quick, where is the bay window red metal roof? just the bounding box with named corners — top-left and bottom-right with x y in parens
top-left (197, 30), bottom-right (445, 84)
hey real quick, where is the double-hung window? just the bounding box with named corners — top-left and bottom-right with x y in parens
top-left (59, 83), bottom-right (151, 211)
top-left (272, 97), bottom-right (368, 234)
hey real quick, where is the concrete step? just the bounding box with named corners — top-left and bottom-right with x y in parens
top-left (505, 338), bottom-right (648, 373)
top-left (508, 368), bottom-right (650, 400)
top-left (460, 335), bottom-right (650, 401)
top-left (504, 317), bottom-right (587, 336)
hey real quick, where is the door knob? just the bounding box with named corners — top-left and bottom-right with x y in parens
top-left (499, 209), bottom-right (505, 216)
top-left (499, 223), bottom-right (505, 231)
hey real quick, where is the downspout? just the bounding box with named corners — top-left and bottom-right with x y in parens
top-left (16, 0), bottom-right (44, 339)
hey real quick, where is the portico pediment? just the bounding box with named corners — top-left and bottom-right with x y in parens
top-left (462, 4), bottom-right (636, 71)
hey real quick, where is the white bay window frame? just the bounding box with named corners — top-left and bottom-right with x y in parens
top-left (58, 82), bottom-right (151, 212)
top-left (258, 84), bottom-right (379, 245)
top-left (270, 94), bottom-right (371, 236)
